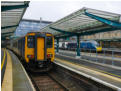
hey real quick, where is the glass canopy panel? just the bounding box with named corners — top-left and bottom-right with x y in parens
top-left (1, 1), bottom-right (29, 39)
top-left (40, 7), bottom-right (121, 37)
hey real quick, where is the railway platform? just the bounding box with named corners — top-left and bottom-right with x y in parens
top-left (1, 49), bottom-right (35, 91)
top-left (54, 54), bottom-right (121, 90)
top-left (1, 48), bottom-right (7, 83)
top-left (103, 48), bottom-right (121, 52)
top-left (58, 50), bottom-right (121, 67)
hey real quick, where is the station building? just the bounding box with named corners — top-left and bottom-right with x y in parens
top-left (59, 29), bottom-right (121, 48)
top-left (15, 19), bottom-right (52, 37)
top-left (82, 30), bottom-right (121, 48)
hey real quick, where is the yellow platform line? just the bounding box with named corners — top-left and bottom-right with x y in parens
top-left (2, 50), bottom-right (13, 91)
top-left (1, 49), bottom-right (6, 70)
top-left (55, 56), bottom-right (121, 78)
top-left (58, 56), bottom-right (121, 78)
top-left (55, 57), bottom-right (121, 82)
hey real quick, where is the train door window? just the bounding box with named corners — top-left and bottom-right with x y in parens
top-left (47, 36), bottom-right (53, 48)
top-left (27, 36), bottom-right (35, 48)
top-left (95, 43), bottom-right (100, 47)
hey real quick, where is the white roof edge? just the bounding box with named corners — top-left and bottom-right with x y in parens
top-left (85, 7), bottom-right (121, 16)
top-left (119, 16), bottom-right (121, 23)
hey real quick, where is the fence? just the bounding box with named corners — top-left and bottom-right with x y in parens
top-left (58, 48), bottom-right (121, 66)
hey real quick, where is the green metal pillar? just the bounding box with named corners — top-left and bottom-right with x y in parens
top-left (56, 38), bottom-right (59, 53)
top-left (76, 35), bottom-right (80, 57)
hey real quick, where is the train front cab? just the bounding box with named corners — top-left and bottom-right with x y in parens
top-left (80, 42), bottom-right (102, 52)
top-left (87, 42), bottom-right (102, 52)
top-left (94, 43), bottom-right (102, 52)
top-left (96, 46), bottom-right (102, 52)
top-left (24, 32), bottom-right (54, 70)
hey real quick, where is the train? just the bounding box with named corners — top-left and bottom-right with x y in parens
top-left (8, 32), bottom-right (55, 72)
top-left (59, 41), bottom-right (102, 52)
top-left (59, 42), bottom-right (68, 49)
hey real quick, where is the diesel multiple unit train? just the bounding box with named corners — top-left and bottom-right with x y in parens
top-left (8, 32), bottom-right (55, 71)
top-left (59, 41), bottom-right (102, 52)
top-left (8, 31), bottom-right (102, 72)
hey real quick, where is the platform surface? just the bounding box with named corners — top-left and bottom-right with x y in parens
top-left (103, 48), bottom-right (121, 52)
top-left (54, 56), bottom-right (121, 90)
top-left (55, 53), bottom-right (121, 76)
top-left (1, 49), bottom-right (4, 63)
top-left (2, 49), bottom-right (35, 91)
top-left (1, 48), bottom-right (7, 84)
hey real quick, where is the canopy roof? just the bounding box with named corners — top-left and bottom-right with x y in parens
top-left (1, 1), bottom-right (29, 40)
top-left (40, 7), bottom-right (121, 38)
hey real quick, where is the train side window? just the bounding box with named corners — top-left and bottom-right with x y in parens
top-left (47, 36), bottom-right (53, 48)
top-left (27, 36), bottom-right (34, 48)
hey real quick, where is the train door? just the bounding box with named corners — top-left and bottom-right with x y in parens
top-left (35, 35), bottom-right (46, 61)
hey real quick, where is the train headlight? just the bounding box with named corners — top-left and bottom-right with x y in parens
top-left (27, 55), bottom-right (34, 59)
top-left (47, 54), bottom-right (53, 58)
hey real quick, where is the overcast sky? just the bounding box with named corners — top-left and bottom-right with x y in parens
top-left (23, 1), bottom-right (121, 22)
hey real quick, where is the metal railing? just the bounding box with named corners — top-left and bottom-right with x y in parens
top-left (80, 48), bottom-right (121, 66)
top-left (58, 48), bottom-right (121, 66)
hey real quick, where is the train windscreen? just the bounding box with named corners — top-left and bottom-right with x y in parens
top-left (27, 36), bottom-right (35, 48)
top-left (96, 43), bottom-right (100, 47)
top-left (47, 36), bottom-right (53, 48)
top-left (90, 41), bottom-right (100, 47)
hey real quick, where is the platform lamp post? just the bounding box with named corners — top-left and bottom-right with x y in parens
top-left (40, 17), bottom-right (42, 30)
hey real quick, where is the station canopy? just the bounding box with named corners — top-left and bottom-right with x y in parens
top-left (40, 7), bottom-right (121, 38)
top-left (1, 1), bottom-right (29, 40)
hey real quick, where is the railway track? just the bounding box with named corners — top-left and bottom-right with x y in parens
top-left (26, 62), bottom-right (116, 91)
top-left (29, 72), bottom-right (67, 91)
top-left (27, 67), bottom-right (91, 91)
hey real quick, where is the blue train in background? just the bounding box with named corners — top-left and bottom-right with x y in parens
top-left (80, 41), bottom-right (102, 52)
top-left (59, 41), bottom-right (102, 52)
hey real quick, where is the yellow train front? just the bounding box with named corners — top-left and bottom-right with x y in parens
top-left (12, 32), bottom-right (55, 72)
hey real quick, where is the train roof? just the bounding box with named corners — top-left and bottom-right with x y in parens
top-left (11, 32), bottom-right (53, 42)
top-left (26, 32), bottom-right (52, 35)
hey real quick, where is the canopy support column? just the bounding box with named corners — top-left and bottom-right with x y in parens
top-left (76, 35), bottom-right (81, 58)
top-left (56, 38), bottom-right (59, 53)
